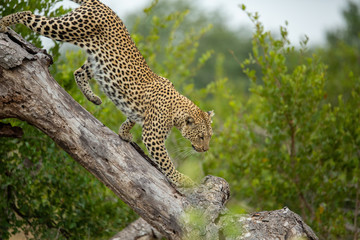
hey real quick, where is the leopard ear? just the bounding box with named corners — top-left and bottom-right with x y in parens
top-left (185, 116), bottom-right (195, 126)
top-left (207, 110), bottom-right (215, 118)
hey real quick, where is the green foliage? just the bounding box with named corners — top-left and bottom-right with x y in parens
top-left (0, 125), bottom-right (135, 239)
top-left (202, 5), bottom-right (360, 240)
top-left (130, 0), bottom-right (213, 90)
top-left (182, 209), bottom-right (207, 239)
top-left (319, 1), bottom-right (360, 103)
top-left (126, 0), bottom-right (252, 90)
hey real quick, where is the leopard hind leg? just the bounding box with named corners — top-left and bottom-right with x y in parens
top-left (74, 59), bottom-right (102, 105)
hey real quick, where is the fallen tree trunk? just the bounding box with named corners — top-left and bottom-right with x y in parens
top-left (0, 30), bottom-right (319, 240)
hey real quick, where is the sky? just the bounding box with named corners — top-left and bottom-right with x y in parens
top-left (61, 0), bottom-right (349, 46)
top-left (198, 0), bottom-right (348, 45)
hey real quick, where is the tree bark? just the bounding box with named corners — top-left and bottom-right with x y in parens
top-left (110, 218), bottom-right (163, 240)
top-left (0, 30), bottom-right (319, 240)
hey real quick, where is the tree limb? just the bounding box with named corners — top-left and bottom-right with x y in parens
top-left (0, 30), bottom-right (319, 240)
top-left (110, 218), bottom-right (162, 240)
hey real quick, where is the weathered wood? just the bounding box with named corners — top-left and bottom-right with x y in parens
top-left (219, 207), bottom-right (319, 240)
top-left (0, 30), bottom-right (319, 240)
top-left (110, 218), bottom-right (162, 240)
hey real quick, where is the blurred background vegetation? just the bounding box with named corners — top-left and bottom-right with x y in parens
top-left (0, 0), bottom-right (359, 239)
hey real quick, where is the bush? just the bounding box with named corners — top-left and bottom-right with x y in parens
top-left (202, 7), bottom-right (360, 239)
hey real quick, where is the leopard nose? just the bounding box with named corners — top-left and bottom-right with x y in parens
top-left (192, 145), bottom-right (208, 152)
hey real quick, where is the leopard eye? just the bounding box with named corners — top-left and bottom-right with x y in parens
top-left (199, 134), bottom-right (204, 140)
top-left (186, 117), bottom-right (194, 126)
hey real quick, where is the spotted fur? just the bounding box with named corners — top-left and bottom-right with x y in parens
top-left (0, 0), bottom-right (214, 187)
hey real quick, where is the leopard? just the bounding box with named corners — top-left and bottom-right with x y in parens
top-left (0, 0), bottom-right (214, 187)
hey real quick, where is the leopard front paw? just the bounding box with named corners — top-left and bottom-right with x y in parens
top-left (119, 132), bottom-right (133, 142)
top-left (0, 20), bottom-right (8, 33)
top-left (0, 25), bottom-right (8, 33)
top-left (181, 176), bottom-right (196, 188)
top-left (171, 173), bottom-right (195, 188)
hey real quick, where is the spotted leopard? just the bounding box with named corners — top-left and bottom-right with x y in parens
top-left (0, 0), bottom-right (214, 187)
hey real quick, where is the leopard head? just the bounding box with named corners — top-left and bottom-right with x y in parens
top-left (181, 110), bottom-right (214, 152)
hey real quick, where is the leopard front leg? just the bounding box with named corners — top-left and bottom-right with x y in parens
top-left (119, 119), bottom-right (135, 142)
top-left (142, 120), bottom-right (194, 187)
top-left (74, 60), bottom-right (102, 105)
